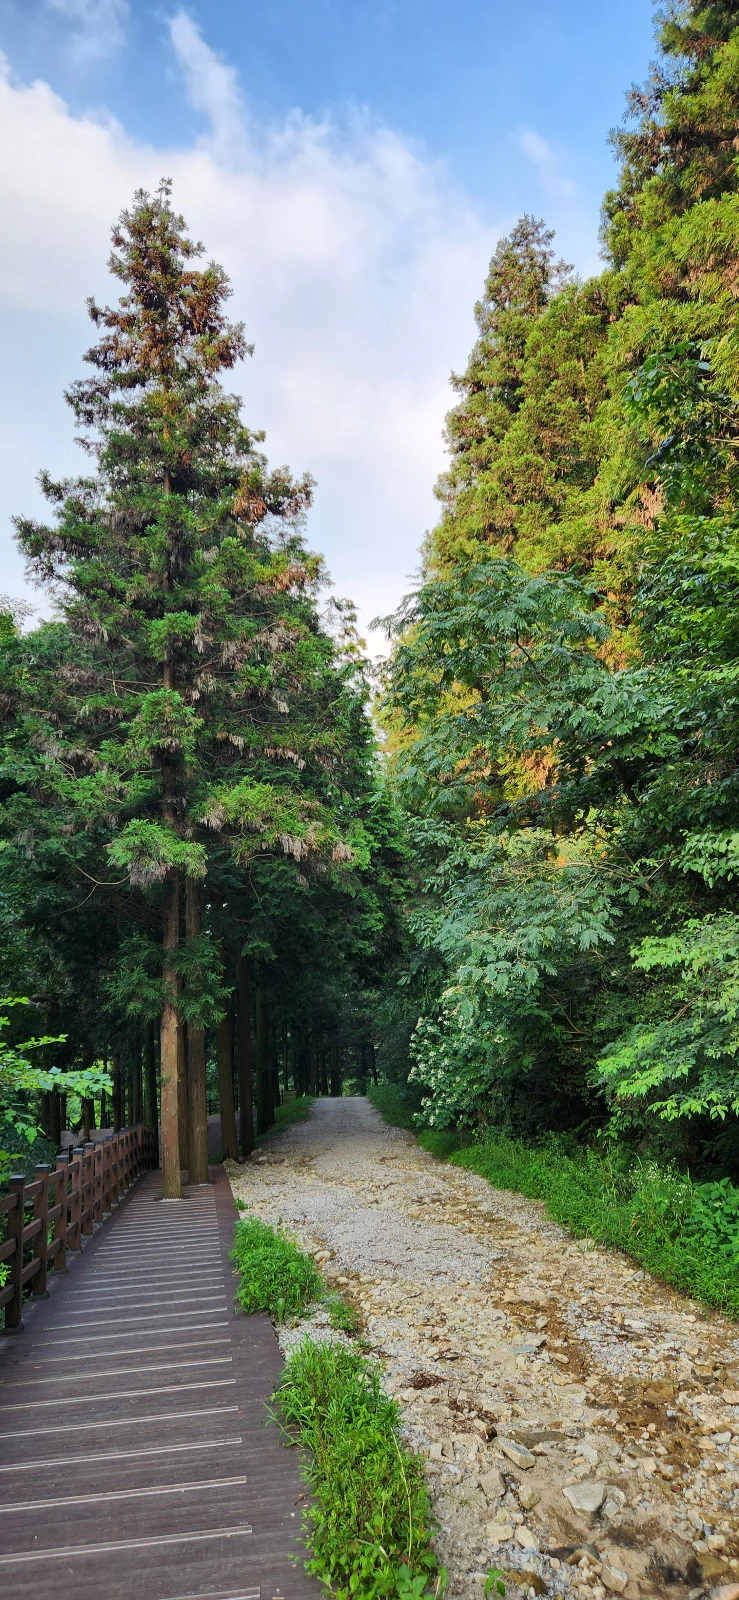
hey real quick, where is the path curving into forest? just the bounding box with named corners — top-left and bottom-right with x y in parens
top-left (228, 1097), bottom-right (739, 1600)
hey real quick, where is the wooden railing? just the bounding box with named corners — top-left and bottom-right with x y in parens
top-left (0, 1125), bottom-right (158, 1332)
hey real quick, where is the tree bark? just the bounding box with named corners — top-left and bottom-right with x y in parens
top-left (160, 869), bottom-right (182, 1198)
top-left (217, 1004), bottom-right (238, 1160)
top-left (237, 954), bottom-right (255, 1157)
top-left (177, 1017), bottom-right (189, 1169)
top-left (160, 464), bottom-right (182, 1198)
top-left (255, 986), bottom-right (273, 1135)
top-left (130, 1044), bottom-right (142, 1125)
top-left (186, 877), bottom-right (209, 1185)
top-left (143, 1024), bottom-right (159, 1151)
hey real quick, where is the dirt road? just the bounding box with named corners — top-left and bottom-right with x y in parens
top-left (227, 1097), bottom-right (739, 1600)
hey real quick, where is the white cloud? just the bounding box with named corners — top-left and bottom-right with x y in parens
top-left (43, 0), bottom-right (129, 63)
top-left (0, 20), bottom-right (504, 642)
top-left (519, 127), bottom-right (576, 200)
top-left (168, 10), bottom-right (244, 154)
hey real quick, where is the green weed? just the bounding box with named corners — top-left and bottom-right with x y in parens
top-left (447, 1134), bottom-right (739, 1316)
top-left (327, 1294), bottom-right (360, 1334)
top-left (231, 1216), bottom-right (322, 1322)
top-left (274, 1339), bottom-right (443, 1598)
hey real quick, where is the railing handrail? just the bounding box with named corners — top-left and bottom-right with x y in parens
top-left (0, 1124), bottom-right (158, 1333)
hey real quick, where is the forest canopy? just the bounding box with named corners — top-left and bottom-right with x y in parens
top-left (379, 0), bottom-right (739, 1172)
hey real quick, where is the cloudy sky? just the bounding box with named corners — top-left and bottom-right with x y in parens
top-left (0, 0), bottom-right (654, 642)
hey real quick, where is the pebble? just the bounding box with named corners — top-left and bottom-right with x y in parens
top-left (227, 1097), bottom-right (739, 1600)
top-left (562, 1480), bottom-right (608, 1516)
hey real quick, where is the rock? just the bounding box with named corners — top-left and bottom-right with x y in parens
top-left (520, 1572), bottom-right (548, 1597)
top-left (428, 1442), bottom-right (444, 1461)
top-left (707, 1586), bottom-right (739, 1600)
top-left (498, 1438), bottom-right (536, 1470)
top-left (486, 1521), bottom-right (514, 1544)
top-left (601, 1563), bottom-right (628, 1594)
top-left (602, 1489), bottom-right (626, 1524)
top-left (562, 1480), bottom-right (607, 1516)
top-left (515, 1526), bottom-right (538, 1550)
top-left (722, 1391), bottom-right (739, 1405)
top-left (479, 1469), bottom-right (504, 1503)
top-left (709, 1536), bottom-right (729, 1552)
top-left (518, 1484), bottom-right (540, 1511)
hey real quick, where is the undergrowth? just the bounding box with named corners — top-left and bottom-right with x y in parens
top-left (454, 1137), bottom-right (739, 1316)
top-left (258, 1093), bottom-right (315, 1143)
top-left (231, 1210), bottom-right (444, 1596)
top-left (369, 1082), bottom-right (739, 1317)
top-left (231, 1215), bottom-right (322, 1322)
top-left (274, 1340), bottom-right (444, 1599)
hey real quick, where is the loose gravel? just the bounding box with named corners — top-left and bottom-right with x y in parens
top-left (226, 1096), bottom-right (739, 1600)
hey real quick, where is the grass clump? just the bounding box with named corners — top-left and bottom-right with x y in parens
top-left (327, 1294), bottom-right (360, 1335)
top-left (231, 1216), bottom-right (322, 1323)
top-left (367, 1082), bottom-right (422, 1130)
top-left (274, 1339), bottom-right (444, 1599)
top-left (258, 1093), bottom-right (315, 1143)
top-left (450, 1134), bottom-right (739, 1316)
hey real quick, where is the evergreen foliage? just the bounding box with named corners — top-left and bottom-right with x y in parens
top-left (380, 0), bottom-right (739, 1174)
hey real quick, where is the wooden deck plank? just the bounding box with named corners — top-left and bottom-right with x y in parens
top-left (0, 1166), bottom-right (320, 1600)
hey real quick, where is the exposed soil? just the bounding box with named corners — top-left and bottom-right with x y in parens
top-left (226, 1097), bottom-right (739, 1600)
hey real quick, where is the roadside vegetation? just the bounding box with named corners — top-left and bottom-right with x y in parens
top-left (370, 1083), bottom-right (739, 1317)
top-left (231, 1213), bottom-right (445, 1598)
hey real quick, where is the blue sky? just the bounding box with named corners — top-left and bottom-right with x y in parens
top-left (0, 0), bottom-right (657, 640)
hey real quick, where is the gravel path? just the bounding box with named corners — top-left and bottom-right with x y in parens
top-left (227, 1097), bottom-right (739, 1600)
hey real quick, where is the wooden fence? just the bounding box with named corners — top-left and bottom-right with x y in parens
top-left (0, 1126), bottom-right (158, 1332)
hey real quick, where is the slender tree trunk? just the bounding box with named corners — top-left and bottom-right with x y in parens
top-left (282, 1024), bottom-right (289, 1098)
top-left (237, 954), bottom-right (255, 1157)
top-left (186, 877), bottom-right (209, 1184)
top-left (177, 1018), bottom-right (189, 1170)
top-left (160, 869), bottom-right (182, 1198)
top-left (330, 1043), bottom-right (341, 1097)
top-left (144, 1023), bottom-right (158, 1150)
top-left (310, 1029), bottom-right (319, 1095)
top-left (131, 1043), bottom-right (143, 1125)
top-left (112, 1055), bottom-right (122, 1131)
top-left (369, 1040), bottom-right (378, 1085)
top-left (160, 464), bottom-right (182, 1198)
top-left (320, 1043), bottom-right (329, 1097)
top-left (255, 987), bottom-right (273, 1135)
top-left (217, 1004), bottom-right (238, 1160)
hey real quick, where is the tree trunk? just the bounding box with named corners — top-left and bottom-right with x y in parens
top-left (186, 877), bottom-right (209, 1185)
top-left (237, 954), bottom-right (255, 1157)
top-left (282, 1023), bottom-right (289, 1099)
top-left (160, 870), bottom-right (182, 1198)
top-left (255, 987), bottom-right (273, 1135)
top-left (217, 1005), bottom-right (238, 1160)
top-left (144, 1023), bottom-right (159, 1150)
top-left (130, 1044), bottom-right (142, 1125)
top-left (320, 1044), bottom-right (329, 1097)
top-left (330, 1043), bottom-right (341, 1098)
top-left (160, 464), bottom-right (182, 1198)
top-left (310, 1030), bottom-right (319, 1096)
top-left (177, 1018), bottom-right (189, 1170)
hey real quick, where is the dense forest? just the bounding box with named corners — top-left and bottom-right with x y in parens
top-left (379, 0), bottom-right (739, 1181)
top-left (5, 0), bottom-right (739, 1199)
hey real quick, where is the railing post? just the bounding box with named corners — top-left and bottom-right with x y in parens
top-left (82, 1143), bottom-right (94, 1236)
top-left (33, 1165), bottom-right (51, 1297)
top-left (92, 1141), bottom-right (103, 1227)
top-left (5, 1175), bottom-right (26, 1332)
top-left (102, 1135), bottom-right (112, 1216)
top-left (52, 1153), bottom-right (69, 1272)
top-left (69, 1148), bottom-right (83, 1251)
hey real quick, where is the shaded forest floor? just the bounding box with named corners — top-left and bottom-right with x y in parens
top-left (227, 1098), bottom-right (739, 1600)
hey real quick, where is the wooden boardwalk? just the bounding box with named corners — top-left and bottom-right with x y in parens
top-left (0, 1166), bottom-right (320, 1600)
